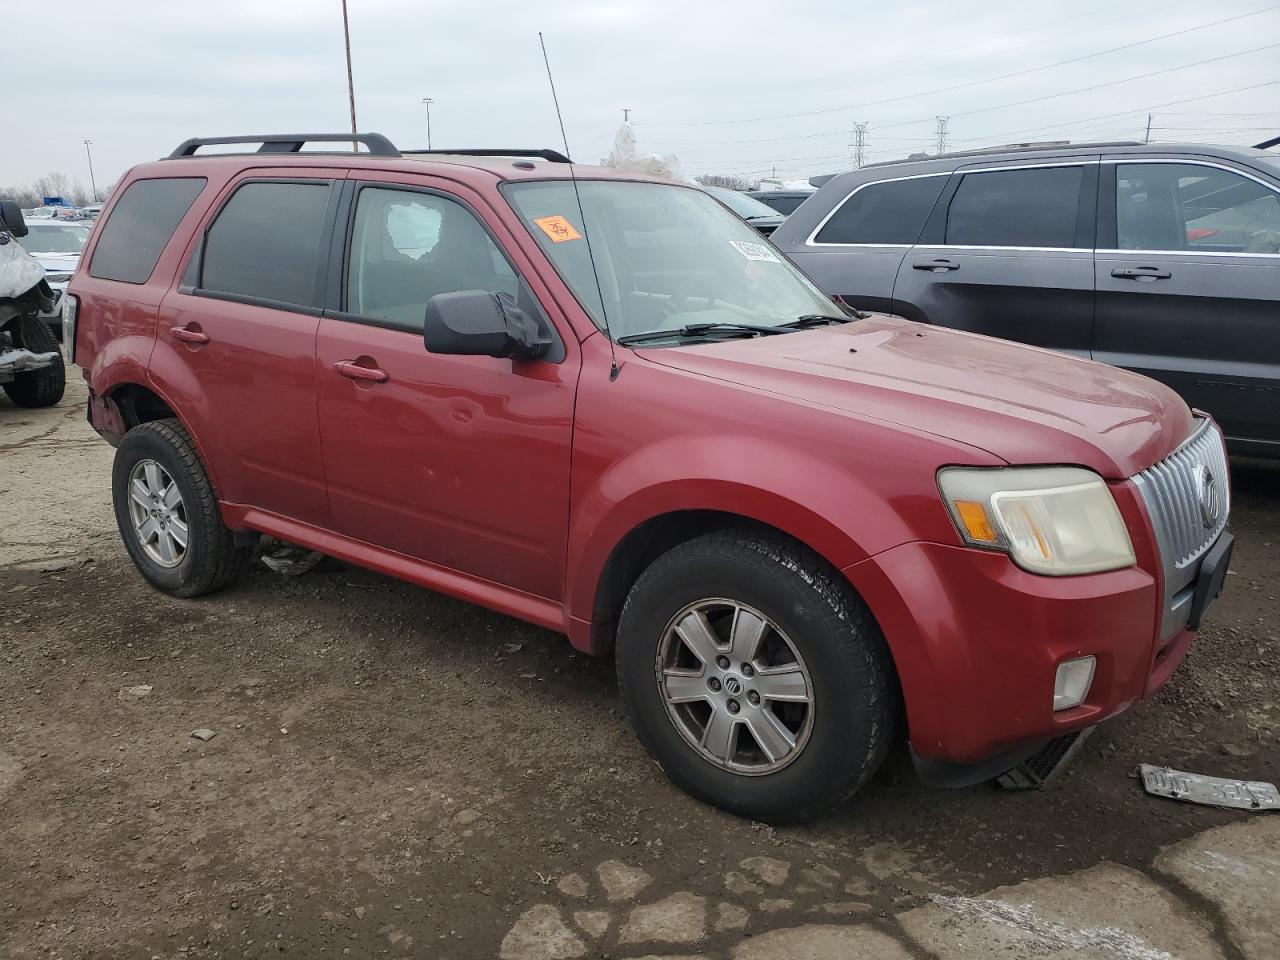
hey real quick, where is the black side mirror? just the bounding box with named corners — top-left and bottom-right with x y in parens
top-left (424, 290), bottom-right (551, 360)
top-left (0, 199), bottom-right (28, 238)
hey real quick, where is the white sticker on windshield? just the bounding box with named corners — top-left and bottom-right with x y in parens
top-left (729, 239), bottom-right (782, 263)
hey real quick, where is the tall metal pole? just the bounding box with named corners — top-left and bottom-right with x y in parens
top-left (851, 122), bottom-right (868, 169)
top-left (83, 139), bottom-right (99, 202)
top-left (341, 0), bottom-right (358, 150)
top-left (1144, 113), bottom-right (1154, 144)
top-left (934, 116), bottom-right (950, 156)
top-left (421, 97), bottom-right (434, 149)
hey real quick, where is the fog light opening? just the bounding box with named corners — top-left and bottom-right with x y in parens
top-left (1053, 656), bottom-right (1096, 712)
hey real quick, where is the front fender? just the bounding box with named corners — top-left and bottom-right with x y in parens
top-left (564, 433), bottom-right (924, 635)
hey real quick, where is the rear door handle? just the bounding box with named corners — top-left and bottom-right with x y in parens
top-left (912, 258), bottom-right (960, 272)
top-left (1111, 267), bottom-right (1171, 281)
top-left (170, 325), bottom-right (210, 345)
top-left (334, 360), bottom-right (389, 383)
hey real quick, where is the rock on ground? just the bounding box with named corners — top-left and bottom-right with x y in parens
top-left (731, 924), bottom-right (913, 960)
top-left (1155, 817), bottom-right (1280, 960)
top-left (618, 891), bottom-right (706, 945)
top-left (597, 860), bottom-right (654, 903)
top-left (898, 862), bottom-right (1225, 960)
top-left (499, 904), bottom-right (585, 960)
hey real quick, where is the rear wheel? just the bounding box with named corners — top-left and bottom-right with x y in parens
top-left (2, 314), bottom-right (65, 408)
top-left (615, 531), bottom-right (896, 823)
top-left (112, 419), bottom-right (251, 597)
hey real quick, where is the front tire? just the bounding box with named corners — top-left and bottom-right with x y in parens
top-left (615, 531), bottom-right (896, 824)
top-left (112, 419), bottom-right (251, 597)
top-left (2, 314), bottom-right (65, 408)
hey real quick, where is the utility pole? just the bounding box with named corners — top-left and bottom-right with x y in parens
top-left (1144, 113), bottom-right (1154, 144)
top-left (340, 0), bottom-right (358, 150)
top-left (622, 108), bottom-right (631, 123)
top-left (934, 116), bottom-right (950, 156)
top-left (851, 122), bottom-right (868, 168)
top-left (83, 139), bottom-right (99, 202)
top-left (421, 98), bottom-right (434, 149)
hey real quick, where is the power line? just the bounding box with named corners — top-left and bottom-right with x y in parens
top-left (637, 6), bottom-right (1280, 128)
top-left (945, 79), bottom-right (1280, 145)
top-left (684, 79), bottom-right (1280, 177)
top-left (873, 45), bottom-right (1280, 131)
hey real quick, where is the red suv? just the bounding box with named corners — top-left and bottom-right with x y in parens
top-left (65, 134), bottom-right (1233, 822)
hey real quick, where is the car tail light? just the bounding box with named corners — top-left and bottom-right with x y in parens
top-left (63, 294), bottom-right (78, 363)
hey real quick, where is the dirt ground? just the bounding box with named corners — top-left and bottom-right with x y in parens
top-left (1, 377), bottom-right (1277, 959)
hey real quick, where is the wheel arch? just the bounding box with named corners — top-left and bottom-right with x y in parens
top-left (570, 490), bottom-right (890, 658)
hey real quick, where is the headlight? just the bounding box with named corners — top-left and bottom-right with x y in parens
top-left (937, 466), bottom-right (1135, 576)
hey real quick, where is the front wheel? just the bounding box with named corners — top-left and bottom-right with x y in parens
top-left (615, 531), bottom-right (896, 824)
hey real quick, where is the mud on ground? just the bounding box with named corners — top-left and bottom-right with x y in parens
top-left (1, 380), bottom-right (1277, 958)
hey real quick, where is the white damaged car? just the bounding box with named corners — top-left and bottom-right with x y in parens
top-left (17, 218), bottom-right (89, 340)
top-left (0, 200), bottom-right (65, 407)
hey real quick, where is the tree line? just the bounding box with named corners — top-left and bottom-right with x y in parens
top-left (0, 172), bottom-right (115, 209)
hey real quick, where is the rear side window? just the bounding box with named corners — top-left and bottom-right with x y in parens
top-left (1116, 162), bottom-right (1280, 253)
top-left (89, 177), bottom-right (205, 283)
top-left (199, 181), bottom-right (331, 307)
top-left (814, 176), bottom-right (947, 244)
top-left (762, 195), bottom-right (807, 215)
top-left (946, 166), bottom-right (1084, 248)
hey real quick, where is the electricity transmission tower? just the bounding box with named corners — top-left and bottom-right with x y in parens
top-left (851, 122), bottom-right (868, 168)
top-left (935, 116), bottom-right (950, 156)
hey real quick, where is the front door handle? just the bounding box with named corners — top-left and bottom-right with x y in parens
top-left (170, 325), bottom-right (210, 345)
top-left (334, 360), bottom-right (389, 383)
top-left (1111, 266), bottom-right (1171, 281)
top-left (913, 257), bottom-right (960, 272)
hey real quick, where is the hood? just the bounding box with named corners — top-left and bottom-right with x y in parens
top-left (34, 253), bottom-right (80, 274)
top-left (639, 316), bottom-right (1193, 479)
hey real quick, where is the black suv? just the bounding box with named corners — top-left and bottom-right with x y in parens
top-left (771, 142), bottom-right (1280, 456)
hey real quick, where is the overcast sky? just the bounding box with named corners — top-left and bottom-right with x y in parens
top-left (5, 0), bottom-right (1278, 191)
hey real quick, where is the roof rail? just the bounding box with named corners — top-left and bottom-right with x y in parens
top-left (167, 133), bottom-right (400, 159)
top-left (402, 148), bottom-right (572, 164)
top-left (1255, 134), bottom-right (1280, 150)
top-left (862, 139), bottom-right (1144, 168)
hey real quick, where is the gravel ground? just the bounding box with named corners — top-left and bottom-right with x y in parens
top-left (1, 377), bottom-right (1277, 959)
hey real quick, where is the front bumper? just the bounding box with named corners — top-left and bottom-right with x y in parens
top-left (848, 537), bottom-right (1168, 765)
top-left (846, 472), bottom-right (1229, 772)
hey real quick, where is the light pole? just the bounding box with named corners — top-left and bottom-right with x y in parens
top-left (83, 139), bottom-right (99, 202)
top-left (421, 97), bottom-right (434, 149)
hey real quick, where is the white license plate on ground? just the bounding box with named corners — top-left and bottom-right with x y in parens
top-left (1140, 764), bottom-right (1280, 811)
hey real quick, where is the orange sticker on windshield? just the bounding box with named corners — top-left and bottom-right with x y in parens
top-left (533, 215), bottom-right (582, 243)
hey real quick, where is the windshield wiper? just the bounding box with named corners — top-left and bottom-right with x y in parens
top-left (777, 313), bottom-right (860, 329)
top-left (617, 322), bottom-right (788, 346)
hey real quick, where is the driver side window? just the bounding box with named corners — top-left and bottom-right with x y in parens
top-left (346, 187), bottom-right (518, 330)
top-left (1116, 163), bottom-right (1280, 254)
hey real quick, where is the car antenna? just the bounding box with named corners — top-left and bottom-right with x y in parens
top-left (539, 31), bottom-right (620, 381)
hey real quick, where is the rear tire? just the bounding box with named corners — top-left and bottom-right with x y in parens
top-left (615, 531), bottom-right (896, 824)
top-left (112, 419), bottom-right (251, 597)
top-left (2, 314), bottom-right (65, 408)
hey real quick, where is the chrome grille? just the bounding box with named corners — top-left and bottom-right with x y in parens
top-left (1131, 418), bottom-right (1230, 638)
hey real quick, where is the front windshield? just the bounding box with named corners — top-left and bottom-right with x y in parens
top-left (20, 222), bottom-right (90, 255)
top-left (504, 180), bottom-right (837, 342)
top-left (705, 186), bottom-right (782, 221)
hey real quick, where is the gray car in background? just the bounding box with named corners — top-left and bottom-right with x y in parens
top-left (771, 141), bottom-right (1280, 455)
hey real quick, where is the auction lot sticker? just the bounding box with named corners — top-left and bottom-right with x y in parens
top-left (534, 215), bottom-right (583, 243)
top-left (730, 239), bottom-right (782, 263)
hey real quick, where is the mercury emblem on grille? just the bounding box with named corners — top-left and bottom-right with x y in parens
top-left (1193, 463), bottom-right (1221, 529)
